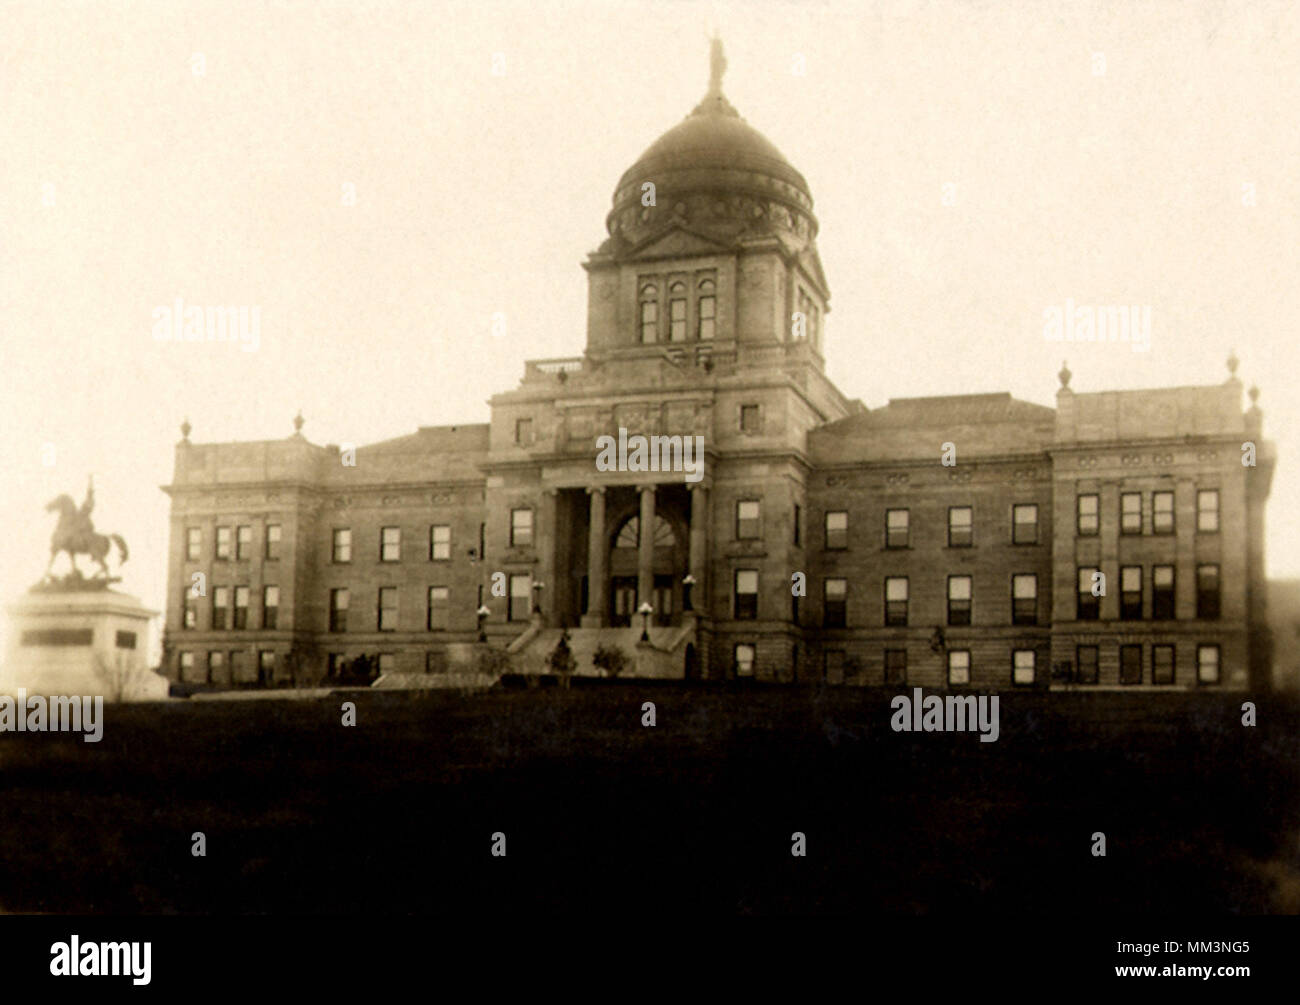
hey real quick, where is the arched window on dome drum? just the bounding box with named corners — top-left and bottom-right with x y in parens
top-left (669, 282), bottom-right (687, 342)
top-left (613, 514), bottom-right (676, 550)
top-left (697, 279), bottom-right (715, 340)
top-left (640, 285), bottom-right (658, 344)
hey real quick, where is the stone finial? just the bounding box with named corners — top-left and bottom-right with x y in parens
top-left (1227, 349), bottom-right (1239, 377)
top-left (180, 417), bottom-right (191, 441)
top-left (293, 410), bottom-right (304, 434)
top-left (1248, 384), bottom-right (1259, 406)
top-left (1058, 360), bottom-right (1072, 390)
top-left (708, 36), bottom-right (727, 98)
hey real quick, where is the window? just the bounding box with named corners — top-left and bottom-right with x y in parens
top-left (510, 509), bottom-right (533, 547)
top-left (509, 574), bottom-right (532, 622)
top-left (212, 587), bottom-right (229, 630)
top-left (1012, 649), bottom-right (1035, 686)
top-left (1153, 491), bottom-right (1175, 534)
top-left (1076, 494), bottom-right (1099, 536)
top-left (179, 652), bottom-right (194, 680)
top-left (265, 524), bottom-right (281, 560)
top-left (823, 649), bottom-right (844, 684)
top-left (1153, 645), bottom-right (1175, 685)
top-left (1077, 567), bottom-right (1100, 620)
top-left (948, 650), bottom-right (971, 686)
top-left (262, 586), bottom-right (279, 630)
top-left (734, 643), bottom-right (755, 677)
top-left (947, 575), bottom-right (972, 626)
top-left (378, 587), bottom-right (398, 631)
top-left (884, 577), bottom-right (909, 627)
top-left (639, 285), bottom-right (658, 343)
top-left (1076, 645), bottom-right (1099, 684)
top-left (1120, 566), bottom-right (1143, 620)
top-left (236, 525), bottom-right (252, 560)
top-left (1120, 644), bottom-right (1142, 685)
top-left (734, 569), bottom-right (759, 620)
top-left (327, 654), bottom-right (344, 678)
top-left (793, 503), bottom-right (801, 546)
top-left (824, 510), bottom-right (848, 550)
top-left (233, 586), bottom-right (249, 629)
top-left (1197, 644), bottom-right (1220, 684)
top-left (329, 588), bottom-right (349, 632)
top-left (207, 651), bottom-right (224, 683)
top-left (884, 649), bottom-right (907, 685)
top-left (381, 527), bottom-right (401, 562)
top-left (258, 650), bottom-right (275, 684)
top-left (948, 506), bottom-right (973, 547)
top-left (186, 528), bottom-right (201, 561)
top-left (430, 524), bottom-right (451, 561)
top-left (1121, 493), bottom-right (1142, 535)
top-left (1012, 504), bottom-right (1038, 545)
top-left (426, 651), bottom-right (446, 674)
top-left (515, 418), bottom-right (533, 446)
top-left (182, 589), bottom-right (197, 629)
top-left (740, 404), bottom-right (761, 434)
top-left (216, 526), bottom-right (232, 559)
top-left (697, 280), bottom-right (715, 340)
top-left (427, 586), bottom-right (449, 631)
top-left (885, 509), bottom-right (909, 549)
top-left (1197, 489), bottom-right (1219, 533)
top-left (1012, 574), bottom-right (1037, 625)
top-left (823, 578), bottom-right (847, 628)
top-left (735, 500), bottom-right (760, 539)
top-left (378, 654), bottom-right (395, 675)
top-left (1152, 565), bottom-right (1175, 620)
top-left (669, 282), bottom-right (687, 341)
top-left (1196, 564), bottom-right (1220, 619)
top-left (332, 528), bottom-right (352, 563)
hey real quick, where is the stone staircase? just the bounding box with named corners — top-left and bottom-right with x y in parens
top-left (512, 623), bottom-right (694, 679)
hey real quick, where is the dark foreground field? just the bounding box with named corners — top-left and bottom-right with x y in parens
top-left (1, 685), bottom-right (1297, 915)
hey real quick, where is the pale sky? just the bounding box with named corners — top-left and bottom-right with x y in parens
top-left (2, 0), bottom-right (1296, 661)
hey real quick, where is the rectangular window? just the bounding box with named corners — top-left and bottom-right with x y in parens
top-left (823, 578), bottom-right (847, 628)
top-left (734, 643), bottom-right (755, 677)
top-left (1076, 645), bottom-right (1099, 684)
top-left (884, 649), bottom-right (907, 686)
top-left (1077, 567), bottom-right (1100, 620)
top-left (510, 508), bottom-right (533, 547)
top-left (948, 506), bottom-right (973, 547)
top-left (698, 293), bottom-right (715, 340)
top-left (947, 650), bottom-right (970, 686)
top-left (179, 652), bottom-right (195, 680)
top-left (640, 299), bottom-right (658, 344)
top-left (182, 589), bottom-right (197, 629)
top-left (262, 586), bottom-right (279, 630)
top-left (380, 526), bottom-right (401, 562)
top-left (212, 587), bottom-right (229, 630)
top-left (885, 509), bottom-right (909, 549)
top-left (824, 510), bottom-right (848, 550)
top-left (332, 528), bottom-right (352, 563)
top-left (1152, 565), bottom-right (1175, 620)
top-left (1120, 644), bottom-right (1143, 685)
top-left (329, 588), bottom-right (349, 632)
top-left (1197, 644), bottom-right (1220, 684)
top-left (258, 650), bottom-right (275, 684)
top-left (327, 653), bottom-right (343, 678)
top-left (1196, 564), bottom-right (1220, 619)
top-left (1120, 566), bottom-right (1143, 621)
top-left (515, 417), bottom-right (533, 446)
top-left (378, 587), bottom-right (398, 631)
top-left (233, 586), bottom-right (249, 629)
top-left (186, 527), bottom-right (201, 561)
top-left (1153, 645), bottom-right (1175, 685)
top-left (1012, 649), bottom-right (1035, 686)
top-left (823, 649), bottom-right (845, 684)
top-left (734, 569), bottom-right (759, 620)
top-left (427, 586), bottom-right (449, 631)
top-left (430, 524), bottom-right (451, 561)
top-left (1153, 490), bottom-right (1175, 534)
top-left (1076, 494), bottom-right (1099, 536)
top-left (735, 500), bottom-right (761, 539)
top-left (1012, 504), bottom-right (1038, 545)
top-left (947, 575), bottom-right (972, 626)
top-left (236, 525), bottom-right (252, 560)
top-left (426, 651), bottom-right (446, 674)
top-left (509, 574), bottom-right (532, 622)
top-left (1012, 574), bottom-right (1037, 626)
top-left (207, 651), bottom-right (224, 683)
top-left (1197, 489), bottom-right (1220, 533)
top-left (265, 524), bottom-right (281, 560)
top-left (1121, 493), bottom-right (1143, 535)
top-left (669, 295), bottom-right (687, 342)
top-left (793, 503), bottom-right (801, 546)
top-left (884, 577), bottom-right (909, 627)
top-left (740, 404), bottom-right (761, 434)
top-left (216, 526), bottom-right (232, 559)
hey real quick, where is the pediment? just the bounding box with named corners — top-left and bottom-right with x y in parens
top-left (622, 225), bottom-right (733, 262)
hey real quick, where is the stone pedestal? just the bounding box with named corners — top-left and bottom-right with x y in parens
top-left (2, 589), bottom-right (169, 701)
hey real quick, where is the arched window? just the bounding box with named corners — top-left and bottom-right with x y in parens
top-left (669, 282), bottom-right (687, 342)
top-left (613, 515), bottom-right (676, 549)
top-left (640, 285), bottom-right (658, 344)
top-left (697, 279), bottom-right (715, 340)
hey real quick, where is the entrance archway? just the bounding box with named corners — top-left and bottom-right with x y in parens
top-left (608, 513), bottom-right (684, 626)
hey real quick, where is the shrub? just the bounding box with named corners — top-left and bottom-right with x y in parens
top-left (592, 644), bottom-right (629, 678)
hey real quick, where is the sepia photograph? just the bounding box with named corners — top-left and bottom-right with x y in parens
top-left (1, 0), bottom-right (1296, 988)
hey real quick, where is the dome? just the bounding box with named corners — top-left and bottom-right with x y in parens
top-left (605, 42), bottom-right (818, 246)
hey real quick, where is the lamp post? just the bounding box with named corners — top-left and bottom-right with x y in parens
top-left (532, 581), bottom-right (545, 615)
top-left (638, 601), bottom-right (654, 642)
top-left (476, 604), bottom-right (491, 642)
top-left (682, 573), bottom-right (696, 612)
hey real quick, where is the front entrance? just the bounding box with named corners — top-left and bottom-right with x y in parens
top-left (653, 575), bottom-right (673, 626)
top-left (610, 576), bottom-right (638, 627)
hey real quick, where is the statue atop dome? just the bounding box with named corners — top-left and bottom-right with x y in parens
top-left (707, 37), bottom-right (727, 98)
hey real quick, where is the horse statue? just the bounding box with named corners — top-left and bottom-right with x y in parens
top-left (44, 478), bottom-right (129, 581)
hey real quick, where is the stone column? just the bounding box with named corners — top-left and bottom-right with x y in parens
top-left (582, 486), bottom-right (607, 627)
top-left (538, 488), bottom-right (558, 623)
top-left (688, 484), bottom-right (709, 613)
top-left (637, 484), bottom-right (656, 614)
